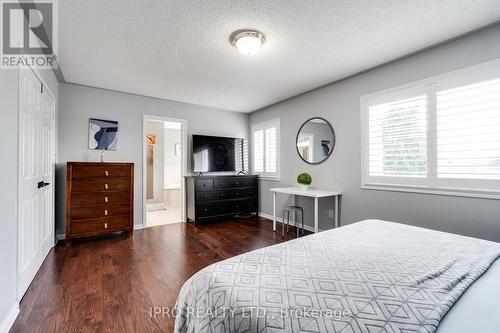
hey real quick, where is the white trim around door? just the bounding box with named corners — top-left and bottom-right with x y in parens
top-left (142, 115), bottom-right (188, 228)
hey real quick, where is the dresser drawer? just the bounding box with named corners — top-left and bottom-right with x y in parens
top-left (72, 164), bottom-right (131, 179)
top-left (71, 191), bottom-right (130, 206)
top-left (228, 177), bottom-right (258, 187)
top-left (215, 190), bottom-right (230, 200)
top-left (72, 179), bottom-right (130, 193)
top-left (245, 187), bottom-right (257, 198)
top-left (71, 216), bottom-right (130, 236)
top-left (71, 203), bottom-right (130, 220)
top-left (214, 178), bottom-right (230, 188)
top-left (226, 199), bottom-right (245, 214)
top-left (195, 179), bottom-right (213, 191)
top-left (230, 188), bottom-right (253, 199)
top-left (196, 191), bottom-right (216, 201)
top-left (226, 199), bottom-right (257, 213)
top-left (196, 202), bottom-right (223, 217)
top-left (228, 177), bottom-right (244, 188)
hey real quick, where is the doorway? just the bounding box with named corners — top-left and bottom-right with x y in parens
top-left (143, 115), bottom-right (187, 227)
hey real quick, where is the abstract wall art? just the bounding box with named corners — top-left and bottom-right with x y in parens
top-left (88, 118), bottom-right (119, 151)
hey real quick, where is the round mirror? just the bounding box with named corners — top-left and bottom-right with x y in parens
top-left (296, 117), bottom-right (336, 164)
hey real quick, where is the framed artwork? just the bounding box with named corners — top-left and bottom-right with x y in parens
top-left (88, 118), bottom-right (118, 151)
top-left (321, 140), bottom-right (331, 157)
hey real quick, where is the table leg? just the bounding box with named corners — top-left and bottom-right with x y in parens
top-left (273, 192), bottom-right (276, 232)
top-left (335, 195), bottom-right (339, 228)
top-left (314, 197), bottom-right (319, 233)
top-left (292, 194), bottom-right (296, 225)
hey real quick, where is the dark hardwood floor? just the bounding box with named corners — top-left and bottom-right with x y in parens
top-left (11, 217), bottom-right (308, 333)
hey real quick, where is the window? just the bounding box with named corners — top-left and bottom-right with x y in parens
top-left (361, 60), bottom-right (500, 198)
top-left (252, 118), bottom-right (280, 179)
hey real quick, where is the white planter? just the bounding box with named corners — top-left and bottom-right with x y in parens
top-left (298, 183), bottom-right (310, 191)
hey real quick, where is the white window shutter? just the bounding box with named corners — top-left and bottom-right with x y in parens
top-left (368, 95), bottom-right (428, 178)
top-left (251, 118), bottom-right (280, 178)
top-left (437, 78), bottom-right (500, 180)
top-left (253, 129), bottom-right (264, 173)
top-left (362, 60), bottom-right (500, 197)
top-left (265, 127), bottom-right (277, 173)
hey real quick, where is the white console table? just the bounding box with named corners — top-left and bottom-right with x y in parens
top-left (270, 187), bottom-right (342, 233)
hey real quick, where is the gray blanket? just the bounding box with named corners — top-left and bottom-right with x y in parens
top-left (174, 220), bottom-right (500, 333)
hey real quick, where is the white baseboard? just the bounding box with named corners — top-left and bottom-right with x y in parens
top-left (0, 303), bottom-right (19, 333)
top-left (258, 212), bottom-right (324, 233)
top-left (134, 224), bottom-right (145, 230)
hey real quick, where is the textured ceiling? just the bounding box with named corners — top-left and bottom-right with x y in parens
top-left (59, 0), bottom-right (500, 112)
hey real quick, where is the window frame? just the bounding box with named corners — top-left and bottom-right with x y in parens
top-left (361, 59), bottom-right (500, 199)
top-left (251, 118), bottom-right (280, 180)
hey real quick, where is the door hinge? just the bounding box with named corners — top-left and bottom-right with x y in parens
top-left (41, 83), bottom-right (44, 94)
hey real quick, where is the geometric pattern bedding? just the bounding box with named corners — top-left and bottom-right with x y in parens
top-left (174, 220), bottom-right (500, 333)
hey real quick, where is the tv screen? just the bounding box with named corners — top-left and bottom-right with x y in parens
top-left (192, 135), bottom-right (245, 173)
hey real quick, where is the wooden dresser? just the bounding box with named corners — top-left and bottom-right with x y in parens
top-left (66, 162), bottom-right (134, 242)
top-left (186, 175), bottom-right (258, 226)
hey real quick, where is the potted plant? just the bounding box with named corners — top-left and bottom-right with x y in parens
top-left (297, 172), bottom-right (312, 190)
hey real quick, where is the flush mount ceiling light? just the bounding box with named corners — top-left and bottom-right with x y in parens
top-left (231, 30), bottom-right (265, 56)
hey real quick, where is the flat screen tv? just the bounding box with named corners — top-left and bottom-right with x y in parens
top-left (192, 135), bottom-right (245, 173)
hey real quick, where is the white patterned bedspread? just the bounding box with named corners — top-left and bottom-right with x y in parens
top-left (174, 220), bottom-right (500, 333)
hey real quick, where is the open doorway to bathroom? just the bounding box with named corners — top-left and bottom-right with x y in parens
top-left (143, 115), bottom-right (187, 227)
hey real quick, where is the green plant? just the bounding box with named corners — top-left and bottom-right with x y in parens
top-left (297, 172), bottom-right (312, 185)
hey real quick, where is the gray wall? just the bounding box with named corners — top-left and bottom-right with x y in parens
top-left (57, 83), bottom-right (249, 235)
top-left (250, 25), bottom-right (500, 242)
top-left (0, 68), bottom-right (58, 331)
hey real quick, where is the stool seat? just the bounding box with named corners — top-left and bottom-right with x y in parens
top-left (282, 205), bottom-right (304, 238)
top-left (284, 206), bottom-right (303, 212)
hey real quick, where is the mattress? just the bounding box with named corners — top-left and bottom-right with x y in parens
top-left (174, 220), bottom-right (500, 333)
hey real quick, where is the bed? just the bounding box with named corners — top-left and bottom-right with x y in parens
top-left (174, 220), bottom-right (500, 333)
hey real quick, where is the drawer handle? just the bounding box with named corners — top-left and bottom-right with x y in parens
top-left (203, 184), bottom-right (206, 187)
top-left (236, 192), bottom-right (239, 196)
top-left (204, 208), bottom-right (208, 212)
top-left (236, 182), bottom-right (239, 185)
top-left (220, 194), bottom-right (224, 197)
top-left (104, 223), bottom-right (108, 229)
top-left (105, 170), bottom-right (109, 176)
top-left (104, 210), bottom-right (108, 216)
top-left (105, 197), bottom-right (109, 203)
top-left (204, 195), bottom-right (207, 198)
top-left (105, 184), bottom-right (109, 190)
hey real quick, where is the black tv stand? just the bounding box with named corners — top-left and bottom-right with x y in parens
top-left (186, 175), bottom-right (259, 226)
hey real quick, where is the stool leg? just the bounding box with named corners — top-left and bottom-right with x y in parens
top-left (282, 210), bottom-right (285, 238)
top-left (294, 212), bottom-right (300, 238)
top-left (286, 211), bottom-right (290, 233)
top-left (300, 209), bottom-right (304, 235)
top-left (301, 210), bottom-right (304, 235)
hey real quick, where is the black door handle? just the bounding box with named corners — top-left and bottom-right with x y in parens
top-left (37, 181), bottom-right (50, 189)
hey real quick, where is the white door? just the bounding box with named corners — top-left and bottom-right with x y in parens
top-left (18, 69), bottom-right (55, 299)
